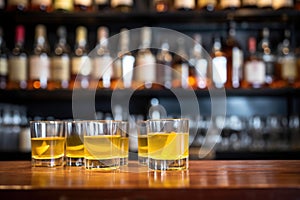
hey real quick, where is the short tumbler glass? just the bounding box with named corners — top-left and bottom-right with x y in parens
top-left (84, 120), bottom-right (121, 170)
top-left (147, 118), bottom-right (189, 171)
top-left (65, 120), bottom-right (85, 167)
top-left (30, 121), bottom-right (65, 167)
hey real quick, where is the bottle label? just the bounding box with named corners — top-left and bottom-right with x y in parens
top-left (232, 47), bottom-right (243, 85)
top-left (0, 58), bottom-right (8, 76)
top-left (245, 60), bottom-right (266, 84)
top-left (212, 56), bottom-right (227, 86)
top-left (51, 56), bottom-right (70, 81)
top-left (174, 0), bottom-right (195, 9)
top-left (243, 0), bottom-right (257, 6)
top-left (111, 0), bottom-right (133, 7)
top-left (281, 57), bottom-right (297, 80)
top-left (257, 0), bottom-right (272, 7)
top-left (74, 0), bottom-right (92, 6)
top-left (92, 56), bottom-right (113, 80)
top-left (8, 57), bottom-right (27, 81)
top-left (8, 0), bottom-right (28, 6)
top-left (31, 0), bottom-right (52, 5)
top-left (220, 0), bottom-right (241, 8)
top-left (198, 0), bottom-right (217, 8)
top-left (54, 0), bottom-right (73, 10)
top-left (135, 53), bottom-right (156, 82)
top-left (272, 0), bottom-right (293, 9)
top-left (72, 56), bottom-right (92, 76)
top-left (29, 55), bottom-right (50, 80)
top-left (112, 59), bottom-right (122, 79)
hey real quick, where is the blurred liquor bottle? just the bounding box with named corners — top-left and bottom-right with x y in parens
top-left (156, 39), bottom-right (173, 89)
top-left (70, 26), bottom-right (92, 89)
top-left (8, 25), bottom-right (28, 90)
top-left (113, 28), bottom-right (135, 89)
top-left (172, 37), bottom-right (190, 89)
top-left (0, 27), bottom-right (8, 89)
top-left (91, 26), bottom-right (113, 89)
top-left (174, 0), bottom-right (195, 11)
top-left (223, 21), bottom-right (243, 89)
top-left (198, 0), bottom-right (217, 11)
top-left (189, 34), bottom-right (210, 89)
top-left (30, 0), bottom-right (53, 12)
top-left (257, 28), bottom-right (277, 88)
top-left (219, 0), bottom-right (241, 9)
top-left (272, 0), bottom-right (294, 9)
top-left (275, 29), bottom-right (297, 87)
top-left (111, 0), bottom-right (133, 12)
top-left (95, 0), bottom-right (110, 11)
top-left (242, 0), bottom-right (257, 8)
top-left (242, 37), bottom-right (266, 88)
top-left (153, 0), bottom-right (171, 12)
top-left (74, 0), bottom-right (93, 11)
top-left (6, 0), bottom-right (29, 11)
top-left (257, 0), bottom-right (272, 9)
top-left (54, 0), bottom-right (74, 11)
top-left (134, 27), bottom-right (157, 89)
top-left (48, 26), bottom-right (71, 90)
top-left (211, 36), bottom-right (227, 89)
top-left (28, 25), bottom-right (50, 90)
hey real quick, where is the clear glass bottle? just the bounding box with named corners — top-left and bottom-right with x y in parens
top-left (54, 0), bottom-right (74, 11)
top-left (223, 21), bottom-right (243, 89)
top-left (174, 0), bottom-right (195, 10)
top-left (242, 37), bottom-right (266, 89)
top-left (198, 0), bottom-right (217, 11)
top-left (172, 37), bottom-right (190, 89)
top-left (257, 28), bottom-right (276, 88)
top-left (156, 39), bottom-right (173, 89)
top-left (48, 26), bottom-right (70, 90)
top-left (0, 27), bottom-right (8, 89)
top-left (6, 0), bottom-right (29, 11)
top-left (111, 0), bottom-right (133, 12)
top-left (8, 25), bottom-right (28, 90)
top-left (153, 0), bottom-right (170, 12)
top-left (189, 34), bottom-right (210, 90)
top-left (134, 27), bottom-right (157, 89)
top-left (74, 0), bottom-right (93, 11)
top-left (219, 0), bottom-right (241, 9)
top-left (28, 24), bottom-right (50, 90)
top-left (211, 36), bottom-right (227, 89)
top-left (70, 26), bottom-right (91, 89)
top-left (113, 28), bottom-right (135, 89)
top-left (30, 0), bottom-right (53, 12)
top-left (275, 29), bottom-right (297, 87)
top-left (95, 0), bottom-right (110, 11)
top-left (91, 26), bottom-right (113, 89)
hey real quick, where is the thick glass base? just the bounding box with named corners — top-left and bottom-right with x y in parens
top-left (32, 157), bottom-right (64, 167)
top-left (148, 157), bottom-right (188, 171)
top-left (138, 156), bottom-right (148, 166)
top-left (120, 157), bottom-right (128, 166)
top-left (85, 158), bottom-right (120, 171)
top-left (65, 157), bottom-right (84, 167)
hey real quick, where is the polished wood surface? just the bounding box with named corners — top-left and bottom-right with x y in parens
top-left (0, 160), bottom-right (299, 199)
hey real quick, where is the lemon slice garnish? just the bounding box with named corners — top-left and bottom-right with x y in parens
top-left (66, 144), bottom-right (84, 151)
top-left (36, 141), bottom-right (50, 156)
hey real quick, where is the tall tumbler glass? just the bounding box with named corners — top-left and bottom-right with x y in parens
top-left (147, 118), bottom-right (189, 171)
top-left (30, 121), bottom-right (65, 167)
top-left (84, 120), bottom-right (121, 171)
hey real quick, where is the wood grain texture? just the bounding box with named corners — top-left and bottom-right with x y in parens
top-left (0, 160), bottom-right (299, 200)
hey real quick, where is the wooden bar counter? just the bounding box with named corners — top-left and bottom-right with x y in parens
top-left (0, 160), bottom-right (299, 200)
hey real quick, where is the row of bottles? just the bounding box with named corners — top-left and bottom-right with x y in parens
top-left (1, 0), bottom-right (299, 12)
top-left (0, 24), bottom-right (300, 91)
